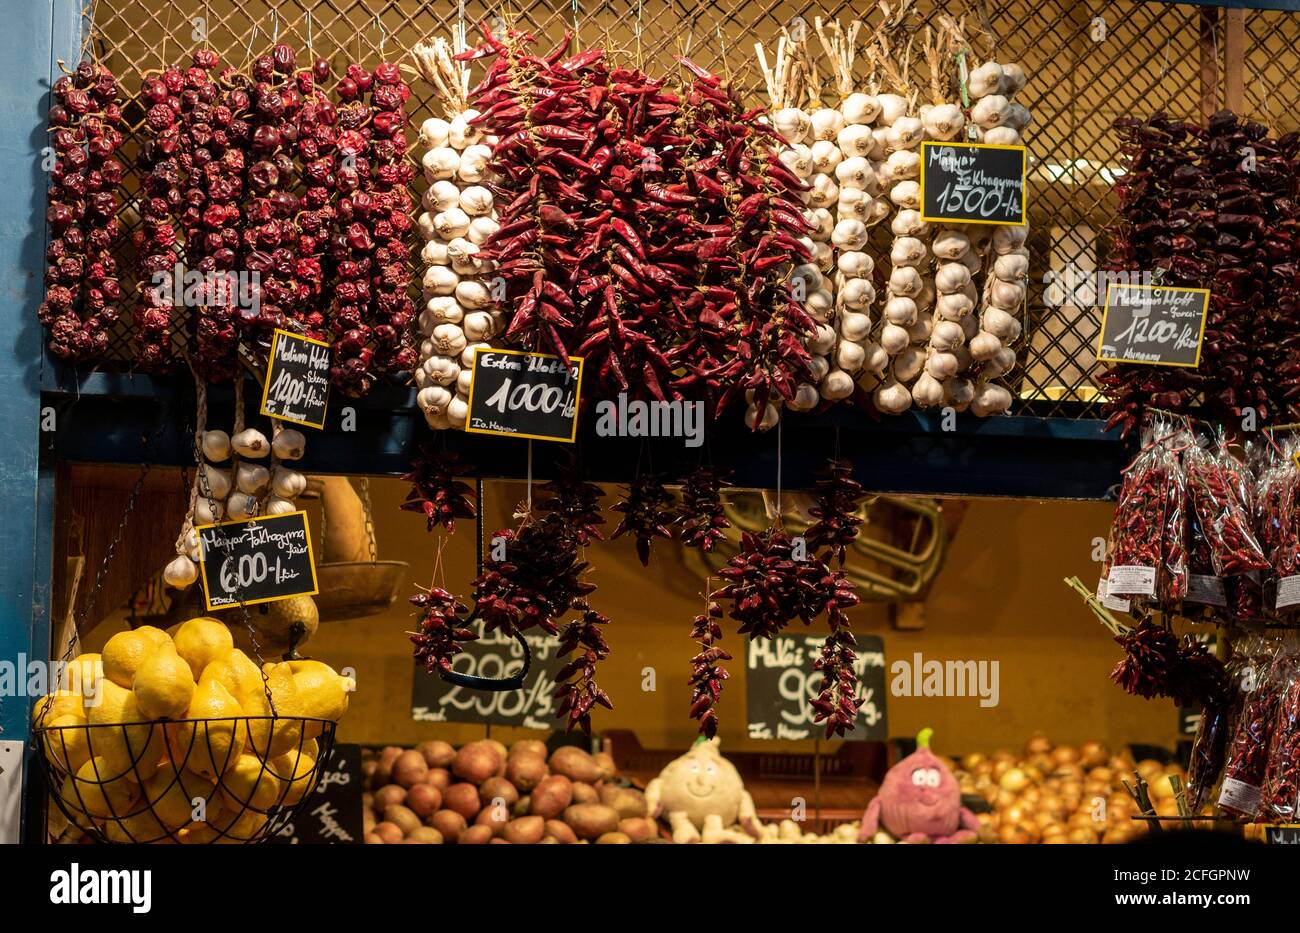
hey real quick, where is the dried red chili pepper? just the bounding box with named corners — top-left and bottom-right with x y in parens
top-left (553, 600), bottom-right (613, 735)
top-left (409, 586), bottom-right (476, 675)
top-left (611, 474), bottom-right (674, 566)
top-left (399, 445), bottom-right (477, 533)
top-left (536, 456), bottom-right (605, 545)
top-left (1184, 440), bottom-right (1269, 577)
top-left (805, 460), bottom-right (866, 566)
top-left (133, 65), bottom-right (185, 370)
top-left (1263, 656), bottom-right (1300, 820)
top-left (687, 599), bottom-right (730, 738)
top-left (39, 62), bottom-right (124, 360)
top-left (293, 59), bottom-right (338, 335)
top-left (471, 514), bottom-right (594, 638)
top-left (1220, 648), bottom-right (1286, 819)
top-left (675, 466), bottom-right (732, 552)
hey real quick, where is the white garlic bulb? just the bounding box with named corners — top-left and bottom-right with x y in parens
top-left (271, 468), bottom-right (307, 500)
top-left (842, 93), bottom-right (881, 125)
top-left (225, 492), bottom-right (258, 520)
top-left (201, 430), bottom-right (232, 463)
top-left (235, 462), bottom-right (270, 496)
top-left (164, 555), bottom-right (198, 589)
top-left (231, 428), bottom-right (269, 459)
top-left (272, 428), bottom-right (306, 460)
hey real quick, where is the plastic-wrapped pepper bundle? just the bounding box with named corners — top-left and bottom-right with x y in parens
top-left (1187, 637), bottom-right (1248, 812)
top-left (1183, 437), bottom-right (1268, 578)
top-left (413, 35), bottom-right (502, 430)
top-left (1263, 641), bottom-right (1300, 820)
top-left (1104, 417), bottom-right (1187, 608)
top-left (1257, 435), bottom-right (1300, 622)
top-left (1219, 639), bottom-right (1288, 819)
top-left (1099, 116), bottom-right (1209, 436)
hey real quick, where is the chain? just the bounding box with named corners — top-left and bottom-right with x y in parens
top-left (359, 476), bottom-right (377, 562)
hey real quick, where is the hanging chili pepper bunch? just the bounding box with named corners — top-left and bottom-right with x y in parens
top-left (133, 64), bottom-right (185, 369)
top-left (710, 524), bottom-right (862, 735)
top-left (327, 61), bottom-right (415, 394)
top-left (409, 586), bottom-right (476, 676)
top-left (536, 455), bottom-right (605, 545)
top-left (1108, 619), bottom-right (1225, 708)
top-left (1263, 652), bottom-right (1300, 820)
top-left (612, 474), bottom-right (673, 566)
top-left (399, 444), bottom-right (477, 532)
top-left (1220, 645), bottom-right (1289, 819)
top-left (688, 598), bottom-right (730, 738)
top-left (459, 29), bottom-right (684, 403)
top-left (39, 60), bottom-right (125, 361)
top-left (805, 459), bottom-right (866, 566)
top-left (293, 57), bottom-right (339, 335)
top-left (554, 598), bottom-right (613, 734)
top-left (675, 465), bottom-right (731, 552)
top-left (179, 51), bottom-right (247, 382)
top-left (1183, 438), bottom-right (1268, 578)
top-left (1099, 115), bottom-right (1209, 436)
top-left (1253, 130), bottom-right (1300, 421)
top-left (472, 514), bottom-right (595, 638)
top-left (668, 58), bottom-right (817, 427)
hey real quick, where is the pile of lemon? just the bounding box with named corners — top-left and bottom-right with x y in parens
top-left (34, 617), bottom-right (354, 844)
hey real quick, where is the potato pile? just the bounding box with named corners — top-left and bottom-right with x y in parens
top-left (362, 740), bottom-right (656, 844)
top-left (952, 735), bottom-right (1191, 844)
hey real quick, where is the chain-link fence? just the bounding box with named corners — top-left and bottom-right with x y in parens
top-left (77, 0), bottom-right (1300, 417)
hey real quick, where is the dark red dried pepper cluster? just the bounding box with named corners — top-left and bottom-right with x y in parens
top-left (293, 58), bottom-right (338, 334)
top-left (399, 445), bottom-right (477, 533)
top-left (327, 61), bottom-right (416, 394)
top-left (1100, 116), bottom-right (1208, 435)
top-left (1105, 423), bottom-right (1188, 607)
top-left (611, 474), bottom-right (673, 566)
top-left (1220, 648), bottom-right (1287, 818)
top-left (1184, 440), bottom-right (1268, 577)
top-left (472, 514), bottom-right (594, 638)
top-left (175, 51), bottom-right (246, 382)
top-left (1102, 112), bottom-right (1300, 433)
top-left (1264, 659), bottom-right (1300, 819)
top-left (711, 526), bottom-right (862, 735)
top-left (39, 61), bottom-right (125, 360)
top-left (554, 599), bottom-right (613, 734)
top-left (409, 586), bottom-right (476, 676)
top-left (457, 30), bottom-right (813, 421)
top-left (805, 460), bottom-right (866, 567)
top-left (133, 65), bottom-right (186, 369)
top-left (675, 465), bottom-right (731, 552)
top-left (536, 456), bottom-right (605, 545)
top-left (688, 599), bottom-right (730, 738)
top-left (1109, 620), bottom-right (1226, 708)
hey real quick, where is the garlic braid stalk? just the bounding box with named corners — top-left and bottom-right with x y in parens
top-left (414, 36), bottom-right (502, 430)
top-left (165, 380), bottom-right (307, 590)
top-left (756, 29), bottom-right (826, 419)
top-left (963, 55), bottom-right (1031, 416)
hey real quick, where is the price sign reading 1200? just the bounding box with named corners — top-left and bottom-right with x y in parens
top-left (197, 511), bottom-right (319, 610)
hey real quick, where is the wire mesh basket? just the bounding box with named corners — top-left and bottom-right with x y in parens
top-left (36, 715), bottom-right (337, 844)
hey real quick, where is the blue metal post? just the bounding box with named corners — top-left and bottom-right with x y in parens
top-left (0, 0), bottom-right (83, 843)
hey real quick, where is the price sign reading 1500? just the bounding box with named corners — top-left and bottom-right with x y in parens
top-left (932, 182), bottom-right (1021, 220)
top-left (920, 141), bottom-right (1027, 226)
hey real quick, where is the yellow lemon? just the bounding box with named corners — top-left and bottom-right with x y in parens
top-left (102, 630), bottom-right (158, 689)
top-left (172, 617), bottom-right (234, 680)
top-left (133, 649), bottom-right (196, 720)
top-left (207, 650), bottom-right (301, 759)
top-left (284, 660), bottom-right (354, 736)
top-left (133, 625), bottom-right (173, 654)
top-left (269, 746), bottom-right (318, 806)
top-left (185, 803), bottom-right (269, 844)
top-left (85, 680), bottom-right (164, 782)
top-left (67, 653), bottom-right (103, 709)
top-left (40, 715), bottom-right (91, 774)
top-left (32, 691), bottom-right (86, 734)
top-left (60, 756), bottom-right (137, 819)
top-left (218, 754), bottom-right (283, 811)
top-left (167, 676), bottom-right (244, 780)
top-left (140, 762), bottom-right (215, 831)
top-left (102, 808), bottom-right (176, 844)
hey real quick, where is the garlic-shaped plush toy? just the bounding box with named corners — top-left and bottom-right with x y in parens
top-left (645, 738), bottom-right (762, 844)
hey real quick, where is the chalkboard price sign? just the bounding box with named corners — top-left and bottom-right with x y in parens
top-left (1096, 284), bottom-right (1210, 368)
top-left (920, 141), bottom-right (1027, 226)
top-left (411, 622), bottom-right (564, 730)
top-left (197, 511), bottom-right (319, 610)
top-left (465, 348), bottom-right (583, 443)
top-left (1265, 825), bottom-right (1300, 845)
top-left (746, 633), bottom-right (887, 741)
top-left (260, 328), bottom-right (331, 429)
top-left (271, 743), bottom-right (364, 845)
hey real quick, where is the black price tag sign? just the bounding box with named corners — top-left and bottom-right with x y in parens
top-left (745, 632), bottom-right (887, 741)
top-left (411, 623), bottom-right (564, 730)
top-left (271, 744), bottom-right (364, 845)
top-left (1096, 284), bottom-right (1209, 368)
top-left (920, 141), bottom-right (1027, 226)
top-left (260, 328), bottom-right (331, 429)
top-left (1265, 825), bottom-right (1300, 845)
top-left (464, 348), bottom-right (582, 443)
top-left (197, 510), bottom-right (319, 610)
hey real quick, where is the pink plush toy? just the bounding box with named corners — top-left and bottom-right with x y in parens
top-left (858, 728), bottom-right (980, 843)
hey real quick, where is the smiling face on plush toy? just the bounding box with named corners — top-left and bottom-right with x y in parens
top-left (877, 744), bottom-right (962, 838)
top-left (655, 738), bottom-right (746, 830)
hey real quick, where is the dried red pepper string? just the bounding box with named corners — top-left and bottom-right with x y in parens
top-left (675, 465), bottom-right (732, 552)
top-left (40, 61), bottom-right (125, 361)
top-left (1264, 656), bottom-right (1300, 820)
top-left (1220, 648), bottom-right (1286, 818)
top-left (611, 473), bottom-right (674, 566)
top-left (1184, 441), bottom-right (1269, 577)
top-left (399, 445), bottom-right (477, 533)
